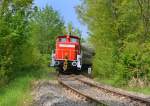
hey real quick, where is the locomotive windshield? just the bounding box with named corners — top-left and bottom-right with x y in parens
top-left (70, 37), bottom-right (78, 43)
top-left (60, 38), bottom-right (66, 42)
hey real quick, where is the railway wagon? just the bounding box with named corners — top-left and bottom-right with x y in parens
top-left (51, 34), bottom-right (82, 74)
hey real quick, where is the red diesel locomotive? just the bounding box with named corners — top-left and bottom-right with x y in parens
top-left (51, 34), bottom-right (82, 73)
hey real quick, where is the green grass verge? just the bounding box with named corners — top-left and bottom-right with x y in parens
top-left (95, 78), bottom-right (150, 95)
top-left (0, 67), bottom-right (56, 106)
top-left (124, 87), bottom-right (150, 95)
top-left (0, 76), bottom-right (32, 106)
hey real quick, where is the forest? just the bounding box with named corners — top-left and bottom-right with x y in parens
top-left (76, 0), bottom-right (150, 88)
top-left (0, 0), bottom-right (150, 105)
top-left (0, 0), bottom-right (150, 87)
top-left (0, 0), bottom-right (81, 87)
top-left (0, 0), bottom-right (150, 97)
top-left (0, 0), bottom-right (65, 85)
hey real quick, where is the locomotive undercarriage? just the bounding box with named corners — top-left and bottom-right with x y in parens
top-left (55, 60), bottom-right (81, 74)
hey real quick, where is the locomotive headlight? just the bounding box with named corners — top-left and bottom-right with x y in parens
top-left (72, 61), bottom-right (77, 66)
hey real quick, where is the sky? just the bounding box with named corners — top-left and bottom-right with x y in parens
top-left (34, 0), bottom-right (88, 38)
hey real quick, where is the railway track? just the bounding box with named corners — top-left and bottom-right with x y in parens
top-left (58, 74), bottom-right (150, 106)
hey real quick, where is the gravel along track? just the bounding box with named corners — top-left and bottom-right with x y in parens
top-left (31, 80), bottom-right (99, 106)
top-left (59, 75), bottom-right (149, 106)
top-left (76, 75), bottom-right (150, 106)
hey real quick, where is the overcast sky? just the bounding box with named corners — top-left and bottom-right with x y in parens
top-left (34, 0), bottom-right (88, 38)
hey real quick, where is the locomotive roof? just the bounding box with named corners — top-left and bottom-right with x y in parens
top-left (57, 35), bottom-right (80, 39)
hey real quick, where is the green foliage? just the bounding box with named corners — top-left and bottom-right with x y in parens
top-left (65, 22), bottom-right (82, 37)
top-left (0, 0), bottom-right (65, 86)
top-left (30, 5), bottom-right (65, 54)
top-left (0, 0), bottom-right (34, 85)
top-left (0, 76), bottom-right (32, 106)
top-left (77, 0), bottom-right (150, 87)
top-left (0, 67), bottom-right (54, 106)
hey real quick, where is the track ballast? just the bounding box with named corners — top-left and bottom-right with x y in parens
top-left (58, 74), bottom-right (150, 106)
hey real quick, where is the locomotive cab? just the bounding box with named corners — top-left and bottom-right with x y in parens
top-left (51, 35), bottom-right (82, 73)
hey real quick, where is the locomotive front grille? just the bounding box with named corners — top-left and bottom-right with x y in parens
top-left (55, 49), bottom-right (78, 61)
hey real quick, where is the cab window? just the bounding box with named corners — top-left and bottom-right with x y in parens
top-left (60, 38), bottom-right (66, 42)
top-left (70, 38), bottom-right (78, 43)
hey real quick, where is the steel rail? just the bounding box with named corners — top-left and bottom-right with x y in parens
top-left (76, 75), bottom-right (150, 105)
top-left (57, 76), bottom-right (106, 105)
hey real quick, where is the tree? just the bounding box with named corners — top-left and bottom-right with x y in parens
top-left (30, 5), bottom-right (64, 54)
top-left (67, 22), bottom-right (73, 34)
top-left (0, 0), bottom-right (34, 84)
top-left (0, 1), bottom-right (65, 86)
top-left (76, 0), bottom-right (150, 86)
top-left (66, 22), bottom-right (82, 37)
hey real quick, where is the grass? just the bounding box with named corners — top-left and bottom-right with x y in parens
top-left (95, 77), bottom-right (150, 95)
top-left (125, 87), bottom-right (150, 95)
top-left (0, 76), bottom-right (32, 106)
top-left (0, 67), bottom-right (56, 106)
